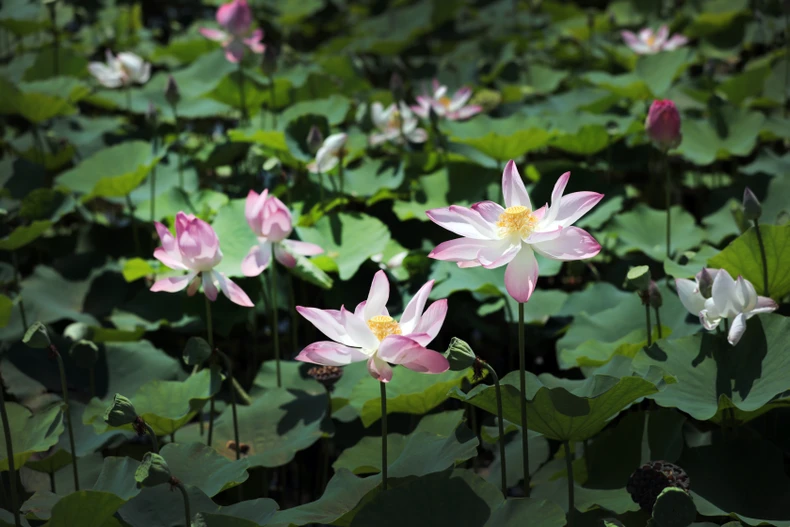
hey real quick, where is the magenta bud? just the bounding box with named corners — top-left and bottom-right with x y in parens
top-left (696, 268), bottom-right (714, 298)
top-left (645, 99), bottom-right (682, 151)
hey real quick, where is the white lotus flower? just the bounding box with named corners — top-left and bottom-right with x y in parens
top-left (307, 133), bottom-right (348, 174)
top-left (369, 102), bottom-right (427, 146)
top-left (676, 268), bottom-right (777, 346)
top-left (88, 51), bottom-right (151, 88)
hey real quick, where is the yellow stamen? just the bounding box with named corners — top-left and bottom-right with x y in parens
top-left (438, 96), bottom-right (452, 108)
top-left (496, 205), bottom-right (538, 239)
top-left (367, 315), bottom-right (401, 341)
top-left (646, 35), bottom-right (656, 46)
top-left (389, 110), bottom-right (402, 129)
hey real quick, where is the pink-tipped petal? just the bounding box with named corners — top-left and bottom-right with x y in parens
top-left (449, 105), bottom-right (482, 120)
top-left (241, 243), bottom-right (271, 277)
top-left (217, 0), bottom-right (252, 34)
top-left (752, 296), bottom-right (779, 314)
top-left (153, 247), bottom-right (187, 270)
top-left (245, 189), bottom-right (267, 236)
top-left (675, 278), bottom-right (705, 316)
top-left (342, 307), bottom-right (379, 349)
top-left (549, 191), bottom-right (604, 228)
top-left (504, 247), bottom-right (539, 303)
top-left (654, 25), bottom-right (670, 47)
top-left (408, 299), bottom-right (448, 347)
top-left (448, 205), bottom-right (497, 238)
top-left (367, 354), bottom-right (393, 383)
top-left (399, 280), bottom-right (434, 335)
top-left (199, 27), bottom-right (228, 42)
top-left (478, 241), bottom-right (520, 269)
top-left (202, 272), bottom-right (219, 301)
top-left (502, 160), bottom-right (531, 209)
top-left (663, 34), bottom-right (688, 50)
top-left (216, 272), bottom-right (253, 307)
top-left (363, 270), bottom-right (390, 320)
top-left (297, 306), bottom-right (356, 347)
top-left (244, 29), bottom-right (265, 54)
top-left (727, 313), bottom-right (748, 346)
top-left (471, 201), bottom-right (505, 223)
top-left (187, 274), bottom-right (201, 296)
top-left (377, 336), bottom-right (449, 374)
top-left (274, 244), bottom-right (297, 268)
top-left (425, 206), bottom-right (496, 240)
top-left (296, 341), bottom-right (370, 366)
top-left (531, 227), bottom-right (601, 261)
top-left (150, 274), bottom-right (193, 293)
top-left (281, 239), bottom-right (324, 256)
top-left (621, 30), bottom-right (640, 47)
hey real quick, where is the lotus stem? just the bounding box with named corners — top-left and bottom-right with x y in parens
top-left (52, 346), bottom-right (79, 490)
top-left (270, 245), bottom-right (282, 388)
top-left (268, 73), bottom-right (277, 128)
top-left (170, 103), bottom-right (183, 190)
top-left (174, 479), bottom-right (191, 527)
top-left (144, 422), bottom-right (159, 454)
top-left (11, 251), bottom-right (28, 330)
top-left (238, 63), bottom-right (247, 123)
top-left (47, 2), bottom-right (58, 76)
top-left (564, 440), bottom-right (575, 524)
top-left (664, 154), bottom-right (672, 259)
top-left (654, 306), bottom-right (663, 339)
top-left (205, 295), bottom-right (215, 447)
top-left (125, 193), bottom-right (140, 255)
top-left (0, 379), bottom-right (22, 526)
top-left (645, 301), bottom-right (653, 347)
top-left (338, 151), bottom-right (345, 195)
top-left (380, 380), bottom-right (388, 491)
top-left (753, 221), bottom-right (769, 296)
top-left (482, 361), bottom-right (508, 498)
top-left (518, 302), bottom-right (530, 496)
top-left (318, 171), bottom-right (326, 203)
top-left (216, 350), bottom-right (240, 461)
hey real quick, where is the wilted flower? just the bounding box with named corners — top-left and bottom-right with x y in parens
top-left (307, 133), bottom-right (348, 174)
top-left (645, 100), bottom-right (682, 151)
top-left (199, 0), bottom-right (264, 63)
top-left (88, 50), bottom-right (151, 88)
top-left (242, 190), bottom-right (324, 275)
top-left (675, 269), bottom-right (777, 345)
top-left (150, 211), bottom-right (253, 307)
top-left (411, 80), bottom-right (482, 121)
top-left (427, 160), bottom-right (603, 303)
top-left (295, 270), bottom-right (449, 382)
top-left (369, 102), bottom-right (427, 146)
top-left (621, 25), bottom-right (688, 55)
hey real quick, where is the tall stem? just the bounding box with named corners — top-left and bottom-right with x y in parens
top-left (338, 152), bottom-right (345, 195)
top-left (753, 221), bottom-right (769, 297)
top-left (205, 296), bottom-right (215, 447)
top-left (238, 63), bottom-right (248, 123)
top-left (48, 3), bottom-right (58, 76)
top-left (217, 351), bottom-right (241, 461)
top-left (143, 422), bottom-right (159, 454)
top-left (518, 302), bottom-right (530, 496)
top-left (0, 380), bottom-right (21, 527)
top-left (150, 120), bottom-right (158, 222)
top-left (268, 74), bottom-right (277, 128)
top-left (380, 381), bottom-right (388, 491)
top-left (564, 441), bottom-right (575, 523)
top-left (664, 153), bottom-right (672, 259)
top-left (645, 301), bottom-right (653, 347)
top-left (654, 306), bottom-right (663, 339)
top-left (483, 362), bottom-right (508, 498)
top-left (170, 104), bottom-right (183, 190)
top-left (11, 251), bottom-right (28, 330)
top-left (125, 193), bottom-right (140, 255)
top-left (287, 273), bottom-right (298, 356)
top-left (318, 171), bottom-right (326, 203)
top-left (175, 481), bottom-right (192, 527)
top-left (270, 247), bottom-right (281, 388)
top-left (53, 348), bottom-right (79, 490)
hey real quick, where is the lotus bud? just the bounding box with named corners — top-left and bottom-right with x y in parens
top-left (23, 322), bottom-right (51, 349)
top-left (645, 100), bottom-right (682, 151)
top-left (742, 187), bottom-right (762, 221)
top-left (647, 280), bottom-right (663, 309)
top-left (164, 75), bottom-right (181, 106)
top-left (695, 268), bottom-right (714, 299)
top-left (626, 266), bottom-right (651, 292)
top-left (307, 125), bottom-right (324, 155)
top-left (135, 452), bottom-right (173, 487)
top-left (444, 337), bottom-right (477, 372)
top-left (104, 394), bottom-right (138, 427)
top-left (183, 336), bottom-right (212, 366)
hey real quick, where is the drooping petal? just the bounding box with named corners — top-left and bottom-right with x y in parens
top-left (241, 242), bottom-right (271, 277)
top-left (399, 280), bottom-right (434, 335)
top-left (274, 244), bottom-right (296, 268)
top-left (425, 206), bottom-right (497, 240)
top-left (281, 239), bottom-right (324, 256)
top-left (727, 313), bottom-right (748, 346)
top-left (367, 354), bottom-right (393, 382)
top-left (297, 306), bottom-right (356, 347)
top-left (199, 27), bottom-right (228, 42)
top-left (363, 270), bottom-right (390, 320)
top-left (699, 309), bottom-right (721, 331)
top-left (502, 160), bottom-right (531, 209)
top-left (751, 296), bottom-right (779, 315)
top-left (150, 273), bottom-right (195, 293)
top-left (202, 271), bottom-right (219, 301)
top-left (377, 336), bottom-right (449, 375)
top-left (428, 238), bottom-right (501, 262)
top-left (296, 341), bottom-right (370, 366)
top-left (407, 299), bottom-right (447, 347)
top-left (504, 246), bottom-right (539, 303)
top-left (215, 272), bottom-right (254, 307)
top-left (675, 278), bottom-right (706, 316)
top-left (530, 227), bottom-right (601, 261)
top-left (187, 274), bottom-right (201, 296)
top-left (341, 307), bottom-right (379, 350)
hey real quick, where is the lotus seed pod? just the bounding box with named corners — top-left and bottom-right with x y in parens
top-left (307, 365), bottom-right (344, 390)
top-left (23, 321), bottom-right (51, 349)
top-left (626, 460), bottom-right (691, 513)
top-left (651, 487), bottom-right (696, 527)
top-left (626, 265), bottom-right (651, 292)
top-left (135, 452), bottom-right (172, 487)
top-left (104, 394), bottom-right (138, 427)
top-left (444, 337), bottom-right (477, 371)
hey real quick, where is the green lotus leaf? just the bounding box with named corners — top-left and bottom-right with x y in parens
top-left (0, 402), bottom-right (63, 471)
top-left (159, 442), bottom-right (250, 496)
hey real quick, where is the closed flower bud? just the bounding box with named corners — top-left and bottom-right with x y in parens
top-left (695, 268), bottom-right (714, 298)
top-left (645, 100), bottom-right (682, 151)
top-left (742, 187), bottom-right (762, 221)
top-left (647, 281), bottom-right (663, 309)
top-left (104, 394), bottom-right (138, 427)
top-left (23, 322), bottom-right (51, 349)
top-left (164, 75), bottom-right (181, 106)
top-left (444, 337), bottom-right (477, 371)
top-left (135, 452), bottom-right (172, 487)
top-left (306, 125), bottom-right (324, 155)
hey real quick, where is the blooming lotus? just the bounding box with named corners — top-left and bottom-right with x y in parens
top-left (621, 25), bottom-right (688, 55)
top-left (151, 212), bottom-right (253, 307)
top-left (676, 269), bottom-right (777, 346)
top-left (411, 80), bottom-right (482, 121)
top-left (295, 270), bottom-right (449, 382)
top-left (646, 99), bottom-right (682, 151)
top-left (241, 190), bottom-right (323, 276)
top-left (369, 102), bottom-right (427, 145)
top-left (307, 133), bottom-right (348, 174)
top-left (88, 51), bottom-right (151, 88)
top-left (427, 160), bottom-right (603, 303)
top-left (199, 0), bottom-right (264, 63)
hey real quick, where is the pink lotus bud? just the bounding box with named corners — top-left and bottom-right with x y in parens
top-left (260, 195), bottom-right (293, 242)
top-left (217, 0), bottom-right (252, 35)
top-left (645, 99), bottom-right (682, 150)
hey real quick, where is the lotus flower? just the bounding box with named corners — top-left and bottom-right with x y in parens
top-left (242, 190), bottom-right (323, 276)
top-left (427, 160), bottom-right (603, 303)
top-left (307, 133), bottom-right (348, 174)
top-left (295, 270), bottom-right (449, 382)
top-left (411, 80), bottom-right (482, 121)
top-left (151, 212), bottom-right (253, 307)
top-left (199, 0), bottom-right (264, 63)
top-left (621, 25), bottom-right (688, 55)
top-left (88, 51), bottom-right (151, 88)
top-left (369, 102), bottom-right (427, 145)
top-left (676, 268), bottom-right (777, 346)
top-left (646, 99), bottom-right (682, 151)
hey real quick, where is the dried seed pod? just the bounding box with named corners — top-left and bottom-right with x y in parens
top-left (307, 365), bottom-right (344, 391)
top-left (626, 461), bottom-right (691, 513)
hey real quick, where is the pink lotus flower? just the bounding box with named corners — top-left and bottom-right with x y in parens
top-left (88, 51), bottom-right (151, 88)
top-left (646, 99), bottom-right (682, 151)
top-left (676, 268), bottom-right (777, 346)
top-left (295, 270), bottom-right (449, 382)
top-left (427, 161), bottom-right (603, 303)
top-left (199, 0), bottom-right (264, 63)
top-left (369, 102), bottom-right (427, 145)
top-left (621, 25), bottom-right (688, 55)
top-left (151, 212), bottom-right (253, 307)
top-left (411, 80), bottom-right (482, 121)
top-left (241, 190), bottom-right (323, 276)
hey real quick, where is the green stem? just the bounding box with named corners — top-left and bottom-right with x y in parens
top-left (753, 221), bottom-right (769, 296)
top-left (268, 73), bottom-right (277, 128)
top-left (149, 165), bottom-right (157, 222)
top-left (664, 155), bottom-right (672, 259)
top-left (126, 86), bottom-right (132, 113)
top-left (518, 302), bottom-right (530, 496)
top-left (11, 251), bottom-right (28, 330)
top-left (216, 350), bottom-right (241, 461)
top-left (318, 171), bottom-right (326, 203)
top-left (49, 471), bottom-right (56, 493)
top-left (48, 3), bottom-right (58, 76)
top-left (483, 361), bottom-right (508, 498)
top-left (207, 397), bottom-right (215, 447)
top-left (338, 152), bottom-right (345, 195)
top-left (287, 273), bottom-right (298, 357)
top-left (53, 348), bottom-right (79, 490)
top-left (645, 301), bottom-right (653, 347)
top-left (270, 246), bottom-right (281, 388)
top-left (143, 422), bottom-right (159, 454)
top-left (170, 104), bottom-right (183, 190)
top-left (380, 380), bottom-right (388, 491)
top-left (175, 481), bottom-right (192, 527)
top-left (125, 193), bottom-right (140, 255)
top-left (564, 441), bottom-right (575, 522)
top-left (654, 306), bottom-right (663, 339)
top-left (238, 63), bottom-right (247, 123)
top-left (0, 379), bottom-right (22, 527)
top-left (205, 295), bottom-right (215, 447)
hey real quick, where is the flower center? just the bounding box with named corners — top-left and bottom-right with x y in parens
top-left (496, 205), bottom-right (538, 239)
top-left (438, 96), bottom-right (452, 108)
top-left (646, 34), bottom-right (656, 46)
top-left (388, 111), bottom-right (402, 129)
top-left (367, 315), bottom-right (401, 341)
